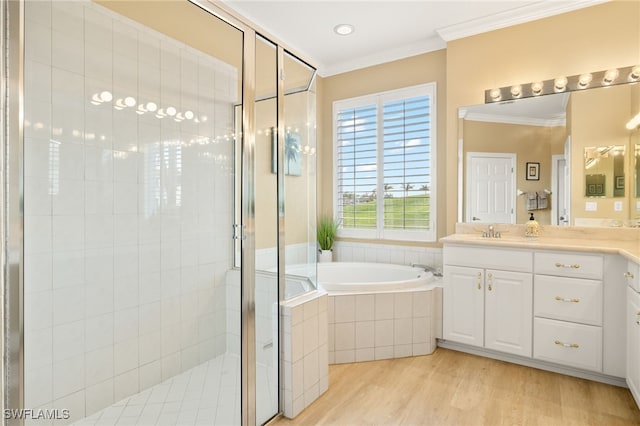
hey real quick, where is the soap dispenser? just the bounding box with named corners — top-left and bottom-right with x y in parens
top-left (525, 212), bottom-right (539, 238)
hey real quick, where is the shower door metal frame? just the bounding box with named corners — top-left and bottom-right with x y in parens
top-left (2, 0), bottom-right (25, 424)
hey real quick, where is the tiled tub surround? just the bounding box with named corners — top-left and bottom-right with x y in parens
top-left (328, 287), bottom-right (443, 364)
top-left (281, 291), bottom-right (329, 419)
top-left (333, 241), bottom-right (443, 274)
top-left (23, 1), bottom-right (237, 422)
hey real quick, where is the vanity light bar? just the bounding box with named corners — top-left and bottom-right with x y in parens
top-left (485, 65), bottom-right (640, 103)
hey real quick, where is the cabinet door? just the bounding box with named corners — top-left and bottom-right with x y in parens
top-left (443, 265), bottom-right (484, 347)
top-left (627, 287), bottom-right (640, 405)
top-left (485, 269), bottom-right (533, 357)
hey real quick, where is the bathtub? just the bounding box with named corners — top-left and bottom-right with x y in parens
top-left (318, 262), bottom-right (433, 293)
top-left (319, 262), bottom-right (443, 364)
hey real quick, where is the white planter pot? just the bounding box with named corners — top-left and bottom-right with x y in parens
top-left (318, 249), bottom-right (333, 263)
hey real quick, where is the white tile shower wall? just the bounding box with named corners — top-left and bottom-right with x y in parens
top-left (23, 1), bottom-right (237, 422)
top-left (333, 241), bottom-right (443, 273)
top-left (281, 291), bottom-right (329, 419)
top-left (327, 288), bottom-right (442, 364)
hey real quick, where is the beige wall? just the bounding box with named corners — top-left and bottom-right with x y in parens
top-left (463, 120), bottom-right (566, 225)
top-left (446, 0), bottom-right (640, 234)
top-left (318, 50), bottom-right (447, 247)
top-left (569, 84), bottom-right (633, 220)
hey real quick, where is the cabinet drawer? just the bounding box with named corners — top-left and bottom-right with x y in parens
top-left (534, 252), bottom-right (603, 280)
top-left (533, 317), bottom-right (602, 372)
top-left (626, 261), bottom-right (640, 293)
top-left (445, 245), bottom-right (532, 272)
top-left (534, 275), bottom-right (602, 326)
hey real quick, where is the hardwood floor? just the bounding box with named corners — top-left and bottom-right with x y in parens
top-left (274, 348), bottom-right (640, 426)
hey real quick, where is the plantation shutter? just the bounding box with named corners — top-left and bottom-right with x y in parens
top-left (336, 104), bottom-right (378, 229)
top-left (382, 96), bottom-right (431, 231)
top-left (333, 83), bottom-right (436, 241)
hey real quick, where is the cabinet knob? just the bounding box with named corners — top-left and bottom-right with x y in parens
top-left (555, 340), bottom-right (579, 349)
top-left (625, 272), bottom-right (635, 279)
top-left (555, 296), bottom-right (580, 303)
top-left (477, 283), bottom-right (481, 290)
top-left (488, 284), bottom-right (493, 291)
top-left (555, 262), bottom-right (580, 269)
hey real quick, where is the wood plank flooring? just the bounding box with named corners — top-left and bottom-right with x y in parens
top-left (274, 348), bottom-right (640, 426)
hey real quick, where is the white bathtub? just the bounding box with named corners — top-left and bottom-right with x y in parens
top-left (318, 262), bottom-right (434, 293)
top-left (319, 262), bottom-right (442, 364)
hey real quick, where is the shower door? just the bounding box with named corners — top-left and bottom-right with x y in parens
top-left (15, 1), bottom-right (246, 424)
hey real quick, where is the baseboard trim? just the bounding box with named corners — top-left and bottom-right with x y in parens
top-left (437, 339), bottom-right (628, 388)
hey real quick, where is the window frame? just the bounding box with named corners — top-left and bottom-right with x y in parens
top-left (333, 82), bottom-right (437, 242)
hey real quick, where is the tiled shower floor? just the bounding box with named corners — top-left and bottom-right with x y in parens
top-left (73, 353), bottom-right (275, 426)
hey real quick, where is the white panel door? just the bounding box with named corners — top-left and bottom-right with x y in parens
top-left (466, 153), bottom-right (515, 223)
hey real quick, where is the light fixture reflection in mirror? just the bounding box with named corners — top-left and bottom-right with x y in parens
top-left (584, 145), bottom-right (625, 198)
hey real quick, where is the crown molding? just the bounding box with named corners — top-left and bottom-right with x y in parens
top-left (460, 108), bottom-right (566, 127)
top-left (436, 0), bottom-right (609, 42)
top-left (318, 36), bottom-right (446, 77)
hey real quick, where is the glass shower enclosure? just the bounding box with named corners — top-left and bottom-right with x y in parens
top-left (1, 0), bottom-right (317, 425)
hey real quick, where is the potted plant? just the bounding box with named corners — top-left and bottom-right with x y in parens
top-left (317, 215), bottom-right (338, 262)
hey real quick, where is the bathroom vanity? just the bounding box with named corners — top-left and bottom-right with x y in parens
top-left (440, 224), bottom-right (640, 407)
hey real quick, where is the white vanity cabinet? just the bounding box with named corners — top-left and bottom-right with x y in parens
top-left (443, 246), bottom-right (533, 357)
top-left (627, 286), bottom-right (640, 405)
top-left (532, 251), bottom-right (604, 372)
top-left (626, 261), bottom-right (640, 406)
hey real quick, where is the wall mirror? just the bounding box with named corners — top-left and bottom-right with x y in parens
top-left (584, 145), bottom-right (625, 198)
top-left (459, 81), bottom-right (640, 226)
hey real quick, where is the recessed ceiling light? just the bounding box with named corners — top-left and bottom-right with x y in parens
top-left (334, 24), bottom-right (354, 36)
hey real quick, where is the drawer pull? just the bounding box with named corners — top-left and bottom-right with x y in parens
top-left (555, 340), bottom-right (579, 349)
top-left (555, 262), bottom-right (580, 269)
top-left (625, 272), bottom-right (635, 279)
top-left (555, 296), bottom-right (580, 303)
top-left (488, 284), bottom-right (493, 291)
top-left (477, 283), bottom-right (481, 290)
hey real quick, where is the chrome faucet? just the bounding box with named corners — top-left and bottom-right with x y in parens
top-left (411, 263), bottom-right (442, 277)
top-left (481, 224), bottom-right (501, 238)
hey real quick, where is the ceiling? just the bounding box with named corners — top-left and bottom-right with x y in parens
top-left (221, 0), bottom-right (607, 77)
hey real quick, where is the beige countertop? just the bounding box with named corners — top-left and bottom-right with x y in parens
top-left (441, 223), bottom-right (640, 263)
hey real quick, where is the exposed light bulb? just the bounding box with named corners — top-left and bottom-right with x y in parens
top-left (166, 106), bottom-right (177, 116)
top-left (146, 102), bottom-right (158, 112)
top-left (489, 88), bottom-right (502, 101)
top-left (510, 85), bottom-right (522, 98)
top-left (100, 91), bottom-right (113, 102)
top-left (554, 77), bottom-right (568, 92)
top-left (578, 73), bottom-right (592, 88)
top-left (531, 81), bottom-right (544, 95)
top-left (184, 110), bottom-right (194, 120)
top-left (630, 65), bottom-right (640, 81)
top-left (603, 69), bottom-right (619, 85)
top-left (124, 96), bottom-right (136, 107)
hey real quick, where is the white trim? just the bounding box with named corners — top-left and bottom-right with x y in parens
top-left (435, 0), bottom-right (609, 42)
top-left (551, 154), bottom-right (562, 226)
top-left (320, 36), bottom-right (445, 77)
top-left (462, 112), bottom-right (566, 128)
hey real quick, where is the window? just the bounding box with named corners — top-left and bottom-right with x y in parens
top-left (334, 83), bottom-right (436, 241)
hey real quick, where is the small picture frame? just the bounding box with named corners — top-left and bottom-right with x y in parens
top-left (526, 162), bottom-right (540, 181)
top-left (615, 175), bottom-right (625, 190)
